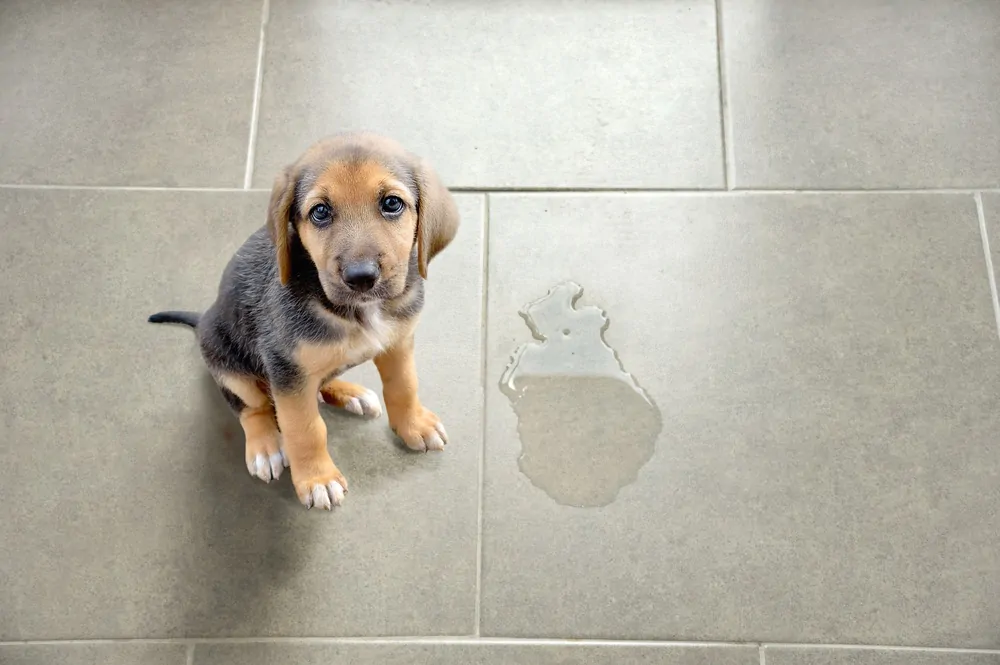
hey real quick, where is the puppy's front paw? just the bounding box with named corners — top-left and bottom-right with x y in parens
top-left (319, 381), bottom-right (383, 419)
top-left (390, 406), bottom-right (448, 452)
top-left (245, 435), bottom-right (287, 483)
top-left (293, 469), bottom-right (349, 510)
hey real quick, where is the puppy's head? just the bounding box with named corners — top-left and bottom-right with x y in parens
top-left (266, 133), bottom-right (459, 304)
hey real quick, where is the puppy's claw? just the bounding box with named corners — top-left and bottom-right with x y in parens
top-left (342, 388), bottom-right (381, 419)
top-left (357, 389), bottom-right (383, 418)
top-left (246, 455), bottom-right (261, 479)
top-left (311, 485), bottom-right (331, 510)
top-left (319, 386), bottom-right (383, 419)
top-left (299, 479), bottom-right (347, 510)
top-left (344, 397), bottom-right (364, 416)
top-left (246, 448), bottom-right (287, 483)
top-left (268, 452), bottom-right (286, 478)
top-left (424, 431), bottom-right (446, 451)
top-left (248, 453), bottom-right (278, 482)
top-left (434, 421), bottom-right (448, 443)
top-left (327, 480), bottom-right (346, 505)
top-left (393, 407), bottom-right (449, 453)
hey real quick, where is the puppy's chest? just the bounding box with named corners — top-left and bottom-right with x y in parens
top-left (298, 307), bottom-right (399, 379)
top-left (342, 308), bottom-right (397, 365)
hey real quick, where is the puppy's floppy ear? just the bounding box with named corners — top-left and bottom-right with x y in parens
top-left (414, 159), bottom-right (459, 279)
top-left (266, 167), bottom-right (296, 285)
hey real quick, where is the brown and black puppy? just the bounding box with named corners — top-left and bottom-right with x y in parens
top-left (149, 133), bottom-right (459, 510)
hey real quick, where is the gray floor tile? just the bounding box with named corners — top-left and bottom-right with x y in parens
top-left (0, 189), bottom-right (484, 639)
top-left (194, 641), bottom-right (758, 665)
top-left (723, 1), bottom-right (1000, 189)
top-left (0, 643), bottom-right (187, 665)
top-left (0, 1), bottom-right (260, 187)
top-left (254, 0), bottom-right (724, 189)
top-left (481, 192), bottom-right (1000, 645)
top-left (764, 646), bottom-right (1000, 665)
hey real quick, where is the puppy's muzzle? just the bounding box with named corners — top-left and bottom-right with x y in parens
top-left (341, 260), bottom-right (380, 293)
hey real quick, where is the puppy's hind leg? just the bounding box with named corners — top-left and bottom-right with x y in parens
top-left (218, 374), bottom-right (287, 483)
top-left (319, 378), bottom-right (382, 419)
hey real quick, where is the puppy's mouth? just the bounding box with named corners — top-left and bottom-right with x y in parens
top-left (322, 278), bottom-right (400, 307)
top-left (341, 289), bottom-right (383, 304)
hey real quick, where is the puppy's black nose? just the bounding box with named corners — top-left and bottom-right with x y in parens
top-left (341, 260), bottom-right (380, 292)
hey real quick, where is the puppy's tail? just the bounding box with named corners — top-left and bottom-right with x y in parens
top-left (148, 310), bottom-right (201, 329)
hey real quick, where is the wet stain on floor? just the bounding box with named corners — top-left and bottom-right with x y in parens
top-left (500, 282), bottom-right (662, 508)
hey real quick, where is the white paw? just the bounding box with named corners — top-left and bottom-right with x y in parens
top-left (426, 422), bottom-right (448, 451)
top-left (318, 388), bottom-right (382, 419)
top-left (404, 421), bottom-right (448, 452)
top-left (246, 451), bottom-right (288, 483)
top-left (302, 481), bottom-right (346, 510)
top-left (344, 388), bottom-right (382, 419)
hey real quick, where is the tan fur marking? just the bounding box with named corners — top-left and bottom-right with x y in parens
top-left (266, 168), bottom-right (296, 285)
top-left (240, 407), bottom-right (278, 447)
top-left (240, 405), bottom-right (281, 468)
top-left (297, 158), bottom-right (417, 302)
top-left (218, 373), bottom-right (270, 409)
top-left (374, 334), bottom-right (420, 416)
top-left (295, 343), bottom-right (353, 382)
top-left (312, 160), bottom-right (415, 210)
top-left (373, 328), bottom-right (446, 451)
top-left (410, 156), bottom-right (459, 279)
top-left (218, 374), bottom-right (282, 475)
top-left (272, 386), bottom-right (348, 502)
top-left (299, 308), bottom-right (411, 380)
top-left (320, 379), bottom-right (373, 407)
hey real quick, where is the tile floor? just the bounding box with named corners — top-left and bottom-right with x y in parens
top-left (1, 1), bottom-right (999, 664)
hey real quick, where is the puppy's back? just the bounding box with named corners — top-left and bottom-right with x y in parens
top-left (198, 227), bottom-right (277, 379)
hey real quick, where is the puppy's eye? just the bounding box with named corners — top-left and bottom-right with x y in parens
top-left (309, 204), bottom-right (333, 226)
top-left (380, 195), bottom-right (405, 217)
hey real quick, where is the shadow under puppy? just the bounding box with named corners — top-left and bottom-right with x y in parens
top-left (149, 133), bottom-right (459, 510)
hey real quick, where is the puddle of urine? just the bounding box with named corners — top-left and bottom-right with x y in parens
top-left (500, 282), bottom-right (662, 508)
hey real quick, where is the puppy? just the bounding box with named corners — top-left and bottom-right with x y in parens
top-left (149, 133), bottom-right (459, 510)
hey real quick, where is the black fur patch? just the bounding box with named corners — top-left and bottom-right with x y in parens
top-left (219, 385), bottom-right (247, 412)
top-left (390, 284), bottom-right (425, 320)
top-left (264, 351), bottom-right (304, 394)
top-left (194, 227), bottom-right (345, 392)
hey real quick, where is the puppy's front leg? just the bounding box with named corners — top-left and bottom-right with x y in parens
top-left (374, 333), bottom-right (448, 452)
top-left (273, 386), bottom-right (348, 509)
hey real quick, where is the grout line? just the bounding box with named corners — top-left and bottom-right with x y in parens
top-left (5, 637), bottom-right (1000, 653)
top-left (449, 186), bottom-right (731, 193)
top-left (975, 192), bottom-right (1000, 341)
top-left (0, 637), bottom-right (755, 648)
top-left (428, 186), bottom-right (1000, 195)
top-left (243, 0), bottom-right (270, 190)
top-left (763, 643), bottom-right (1000, 655)
top-left (474, 194), bottom-right (490, 637)
top-left (728, 186), bottom-right (1000, 194)
top-left (185, 643), bottom-right (195, 665)
top-left (2, 183), bottom-right (1000, 196)
top-left (0, 184), bottom-right (251, 193)
top-left (714, 0), bottom-right (733, 190)
top-left (476, 187), bottom-right (1000, 195)
top-left (759, 644), bottom-right (766, 665)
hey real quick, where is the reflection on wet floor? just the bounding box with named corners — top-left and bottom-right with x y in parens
top-left (500, 282), bottom-right (662, 508)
